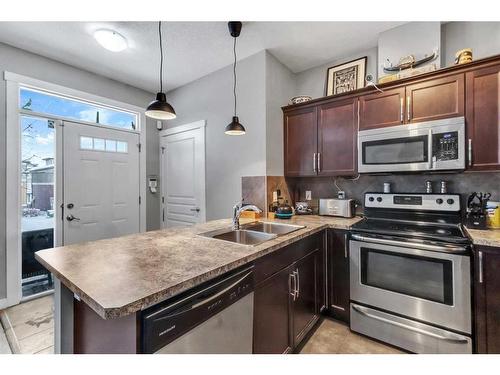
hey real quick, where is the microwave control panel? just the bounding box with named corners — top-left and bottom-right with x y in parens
top-left (433, 131), bottom-right (459, 161)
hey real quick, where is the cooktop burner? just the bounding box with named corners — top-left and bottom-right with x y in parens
top-left (351, 218), bottom-right (468, 244)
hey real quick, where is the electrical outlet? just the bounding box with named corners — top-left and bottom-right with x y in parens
top-left (305, 190), bottom-right (312, 200)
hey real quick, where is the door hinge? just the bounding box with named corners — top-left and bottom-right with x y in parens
top-left (162, 196), bottom-right (165, 204)
top-left (139, 196), bottom-right (141, 205)
top-left (161, 146), bottom-right (165, 154)
top-left (137, 143), bottom-right (142, 152)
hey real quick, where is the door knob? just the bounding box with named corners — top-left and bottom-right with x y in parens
top-left (190, 207), bottom-right (201, 212)
top-left (66, 214), bottom-right (81, 222)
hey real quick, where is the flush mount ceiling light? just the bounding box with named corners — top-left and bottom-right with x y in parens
top-left (93, 29), bottom-right (128, 52)
top-left (225, 21), bottom-right (245, 136)
top-left (146, 21), bottom-right (176, 121)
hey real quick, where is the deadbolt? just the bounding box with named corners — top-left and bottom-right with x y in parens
top-left (67, 203), bottom-right (74, 209)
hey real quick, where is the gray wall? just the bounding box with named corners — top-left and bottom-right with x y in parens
top-left (265, 52), bottom-right (296, 176)
top-left (442, 22), bottom-right (500, 67)
top-left (165, 51), bottom-right (267, 220)
top-left (378, 22), bottom-right (442, 78)
top-left (294, 47), bottom-right (378, 99)
top-left (0, 42), bottom-right (160, 299)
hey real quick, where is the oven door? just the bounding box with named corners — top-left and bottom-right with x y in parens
top-left (350, 234), bottom-right (471, 334)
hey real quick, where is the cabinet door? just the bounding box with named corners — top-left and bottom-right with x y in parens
top-left (406, 74), bottom-right (464, 124)
top-left (358, 87), bottom-right (405, 130)
top-left (474, 247), bottom-right (500, 353)
top-left (253, 266), bottom-right (293, 354)
top-left (328, 230), bottom-right (350, 323)
top-left (318, 98), bottom-right (358, 176)
top-left (466, 65), bottom-right (500, 171)
top-left (284, 107), bottom-right (318, 177)
top-left (292, 250), bottom-right (319, 347)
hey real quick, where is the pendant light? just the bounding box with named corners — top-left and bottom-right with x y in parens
top-left (146, 21), bottom-right (176, 121)
top-left (225, 21), bottom-right (245, 136)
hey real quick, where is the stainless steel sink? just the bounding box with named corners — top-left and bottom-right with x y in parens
top-left (241, 221), bottom-right (305, 236)
top-left (199, 228), bottom-right (277, 246)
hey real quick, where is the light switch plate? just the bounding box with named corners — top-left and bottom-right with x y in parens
top-left (305, 190), bottom-right (312, 200)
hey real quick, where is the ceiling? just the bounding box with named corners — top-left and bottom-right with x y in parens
top-left (0, 21), bottom-right (405, 93)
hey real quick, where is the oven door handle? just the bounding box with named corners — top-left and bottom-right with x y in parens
top-left (350, 233), bottom-right (469, 254)
top-left (352, 305), bottom-right (469, 344)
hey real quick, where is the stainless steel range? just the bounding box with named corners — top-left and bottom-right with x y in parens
top-left (349, 192), bottom-right (472, 354)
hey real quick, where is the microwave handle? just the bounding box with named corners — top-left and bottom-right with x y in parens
top-left (428, 129), bottom-right (433, 169)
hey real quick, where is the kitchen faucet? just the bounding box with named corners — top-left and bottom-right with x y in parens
top-left (232, 202), bottom-right (262, 230)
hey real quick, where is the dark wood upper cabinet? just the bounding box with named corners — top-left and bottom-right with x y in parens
top-left (318, 98), bottom-right (358, 176)
top-left (253, 265), bottom-right (293, 354)
top-left (466, 64), bottom-right (500, 171)
top-left (327, 230), bottom-right (350, 323)
top-left (292, 250), bottom-right (320, 347)
top-left (284, 106), bottom-right (318, 177)
top-left (358, 87), bottom-right (405, 130)
top-left (474, 246), bottom-right (500, 354)
top-left (406, 74), bottom-right (465, 123)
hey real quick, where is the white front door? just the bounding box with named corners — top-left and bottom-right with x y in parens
top-left (63, 121), bottom-right (140, 245)
top-left (160, 121), bottom-right (206, 228)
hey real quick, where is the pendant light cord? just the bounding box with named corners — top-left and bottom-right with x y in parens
top-left (159, 21), bottom-right (164, 93)
top-left (233, 36), bottom-right (237, 117)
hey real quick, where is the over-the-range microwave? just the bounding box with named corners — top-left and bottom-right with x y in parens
top-left (358, 117), bottom-right (465, 173)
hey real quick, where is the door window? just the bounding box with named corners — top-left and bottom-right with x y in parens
top-left (20, 115), bottom-right (55, 297)
top-left (360, 247), bottom-right (453, 305)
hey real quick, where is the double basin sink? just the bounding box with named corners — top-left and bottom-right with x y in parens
top-left (199, 221), bottom-right (306, 246)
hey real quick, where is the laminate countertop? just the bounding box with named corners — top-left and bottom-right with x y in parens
top-left (35, 215), bottom-right (362, 320)
top-left (465, 227), bottom-right (500, 248)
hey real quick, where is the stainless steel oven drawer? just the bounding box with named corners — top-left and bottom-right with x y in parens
top-left (350, 303), bottom-right (472, 354)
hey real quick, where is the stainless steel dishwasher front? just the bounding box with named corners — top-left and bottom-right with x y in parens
top-left (141, 266), bottom-right (254, 354)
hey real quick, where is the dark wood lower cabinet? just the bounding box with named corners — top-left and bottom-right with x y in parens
top-left (253, 233), bottom-right (324, 353)
top-left (474, 246), bottom-right (500, 353)
top-left (292, 250), bottom-right (320, 347)
top-left (327, 229), bottom-right (350, 323)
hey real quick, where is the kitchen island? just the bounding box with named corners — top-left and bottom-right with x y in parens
top-left (35, 215), bottom-right (361, 354)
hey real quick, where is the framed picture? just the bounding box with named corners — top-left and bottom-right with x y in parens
top-left (326, 56), bottom-right (367, 96)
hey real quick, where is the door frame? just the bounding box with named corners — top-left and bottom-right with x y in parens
top-left (3, 72), bottom-right (147, 308)
top-left (159, 120), bottom-right (206, 228)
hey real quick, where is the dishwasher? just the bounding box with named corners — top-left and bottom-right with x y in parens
top-left (141, 266), bottom-right (254, 354)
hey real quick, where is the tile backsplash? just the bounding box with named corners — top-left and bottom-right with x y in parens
top-left (286, 172), bottom-right (500, 214)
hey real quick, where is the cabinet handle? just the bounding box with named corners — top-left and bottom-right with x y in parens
top-left (468, 139), bottom-right (473, 167)
top-left (295, 268), bottom-right (300, 299)
top-left (478, 251), bottom-right (483, 283)
top-left (317, 153), bottom-right (321, 173)
top-left (400, 97), bottom-right (404, 123)
top-left (290, 272), bottom-right (297, 301)
top-left (344, 233), bottom-right (348, 258)
top-left (407, 96), bottom-right (411, 121)
top-left (313, 153), bottom-right (317, 173)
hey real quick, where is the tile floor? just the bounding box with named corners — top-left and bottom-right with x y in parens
top-left (300, 318), bottom-right (404, 354)
top-left (0, 296), bottom-right (402, 354)
top-left (0, 295), bottom-right (54, 354)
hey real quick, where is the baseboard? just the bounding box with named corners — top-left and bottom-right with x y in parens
top-left (0, 309), bottom-right (20, 354)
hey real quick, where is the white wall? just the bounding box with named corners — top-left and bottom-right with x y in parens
top-left (442, 22), bottom-right (500, 67)
top-left (265, 52), bottom-right (296, 176)
top-left (165, 51), bottom-right (267, 220)
top-left (0, 42), bottom-right (160, 299)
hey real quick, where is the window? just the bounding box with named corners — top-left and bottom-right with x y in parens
top-left (80, 136), bottom-right (128, 153)
top-left (20, 87), bottom-right (138, 131)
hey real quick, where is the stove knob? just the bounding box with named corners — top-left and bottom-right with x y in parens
top-left (368, 197), bottom-right (374, 202)
top-left (436, 198), bottom-right (443, 204)
top-left (447, 198), bottom-right (455, 205)
top-left (376, 197), bottom-right (382, 202)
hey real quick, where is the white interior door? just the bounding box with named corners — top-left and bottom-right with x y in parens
top-left (160, 121), bottom-right (206, 228)
top-left (63, 121), bottom-right (140, 245)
